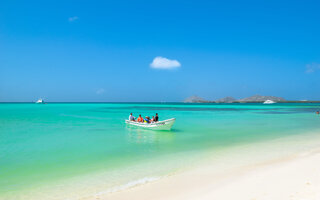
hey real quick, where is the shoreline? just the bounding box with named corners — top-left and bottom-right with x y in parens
top-left (90, 133), bottom-right (320, 200)
top-left (2, 130), bottom-right (320, 200)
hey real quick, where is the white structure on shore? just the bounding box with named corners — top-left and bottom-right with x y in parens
top-left (263, 100), bottom-right (276, 104)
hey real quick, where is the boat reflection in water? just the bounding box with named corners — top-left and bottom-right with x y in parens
top-left (126, 126), bottom-right (175, 145)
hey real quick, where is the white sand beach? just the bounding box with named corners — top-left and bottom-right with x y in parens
top-left (92, 136), bottom-right (320, 200)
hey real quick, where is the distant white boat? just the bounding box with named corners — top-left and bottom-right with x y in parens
top-left (35, 99), bottom-right (44, 104)
top-left (125, 118), bottom-right (176, 131)
top-left (263, 100), bottom-right (275, 104)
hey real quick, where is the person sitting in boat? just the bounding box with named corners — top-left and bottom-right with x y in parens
top-left (144, 116), bottom-right (150, 123)
top-left (154, 113), bottom-right (159, 122)
top-left (129, 113), bottom-right (135, 121)
top-left (137, 115), bottom-right (144, 123)
top-left (151, 116), bottom-right (155, 123)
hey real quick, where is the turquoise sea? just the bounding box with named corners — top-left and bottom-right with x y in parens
top-left (1, 103), bottom-right (320, 199)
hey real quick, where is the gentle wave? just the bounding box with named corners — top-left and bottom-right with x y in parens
top-left (87, 176), bottom-right (161, 199)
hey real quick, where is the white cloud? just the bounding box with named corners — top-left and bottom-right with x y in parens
top-left (96, 88), bottom-right (105, 95)
top-left (150, 56), bottom-right (181, 69)
top-left (306, 63), bottom-right (320, 73)
top-left (68, 16), bottom-right (79, 22)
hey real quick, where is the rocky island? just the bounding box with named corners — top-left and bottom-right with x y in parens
top-left (183, 95), bottom-right (287, 103)
top-left (238, 95), bottom-right (286, 102)
top-left (183, 95), bottom-right (210, 103)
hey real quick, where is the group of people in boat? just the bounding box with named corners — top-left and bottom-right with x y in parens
top-left (129, 113), bottom-right (159, 123)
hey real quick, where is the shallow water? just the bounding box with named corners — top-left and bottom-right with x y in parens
top-left (1, 103), bottom-right (320, 199)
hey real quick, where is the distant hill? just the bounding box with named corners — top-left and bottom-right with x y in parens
top-left (183, 94), bottom-right (287, 103)
top-left (183, 95), bottom-right (208, 103)
top-left (215, 96), bottom-right (236, 103)
top-left (238, 95), bottom-right (286, 102)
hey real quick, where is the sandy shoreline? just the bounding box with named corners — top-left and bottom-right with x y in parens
top-left (91, 143), bottom-right (320, 200)
top-left (3, 133), bottom-right (320, 200)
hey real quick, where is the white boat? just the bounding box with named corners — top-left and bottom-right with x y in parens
top-left (125, 118), bottom-right (176, 131)
top-left (263, 100), bottom-right (275, 104)
top-left (36, 99), bottom-right (44, 104)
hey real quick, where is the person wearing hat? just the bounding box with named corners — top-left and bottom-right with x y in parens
top-left (144, 116), bottom-right (150, 123)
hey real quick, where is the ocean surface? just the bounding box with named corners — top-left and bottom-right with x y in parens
top-left (1, 103), bottom-right (320, 199)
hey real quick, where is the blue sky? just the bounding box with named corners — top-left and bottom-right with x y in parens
top-left (0, 0), bottom-right (320, 102)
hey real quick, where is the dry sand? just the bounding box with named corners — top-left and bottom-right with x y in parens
top-left (94, 148), bottom-right (320, 200)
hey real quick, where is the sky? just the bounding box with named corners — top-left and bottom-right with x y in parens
top-left (0, 0), bottom-right (320, 102)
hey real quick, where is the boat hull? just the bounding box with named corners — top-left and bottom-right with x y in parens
top-left (125, 118), bottom-right (176, 131)
top-left (263, 100), bottom-right (276, 104)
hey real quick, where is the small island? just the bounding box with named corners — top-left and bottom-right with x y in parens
top-left (183, 95), bottom-right (320, 103)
